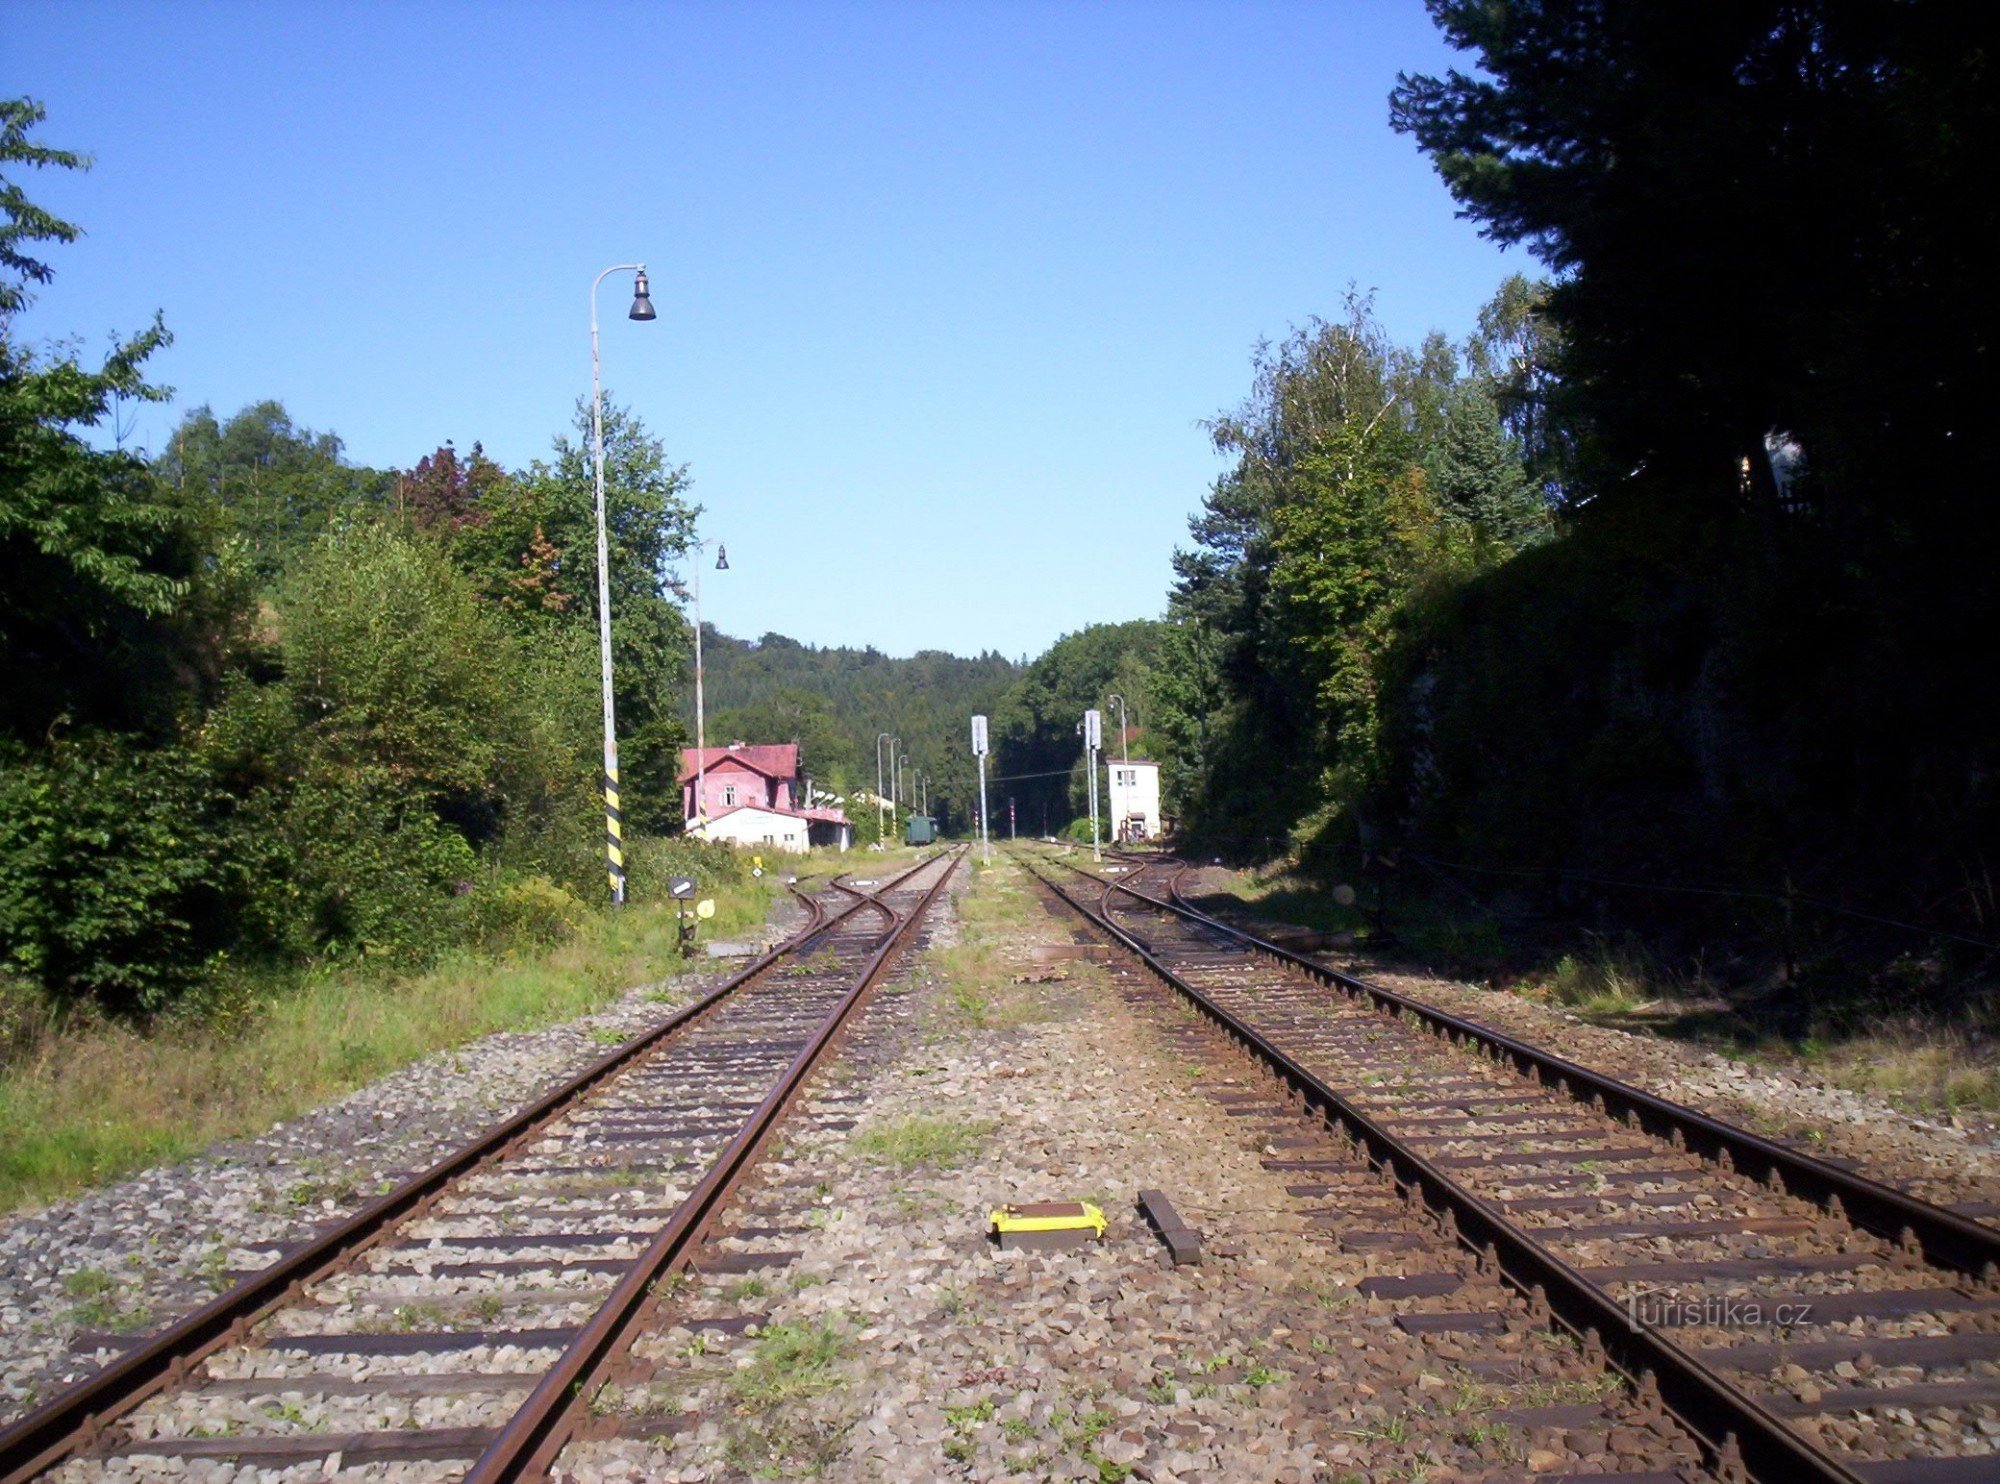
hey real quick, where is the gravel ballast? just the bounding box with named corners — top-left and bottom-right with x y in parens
top-left (0, 898), bottom-right (804, 1429)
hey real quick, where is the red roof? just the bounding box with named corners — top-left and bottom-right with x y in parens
top-left (678, 743), bottom-right (799, 785)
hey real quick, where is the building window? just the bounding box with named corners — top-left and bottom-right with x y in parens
top-left (723, 785), bottom-right (737, 807)
top-left (1117, 770), bottom-right (1135, 787)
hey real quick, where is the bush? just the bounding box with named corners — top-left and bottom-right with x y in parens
top-left (0, 736), bottom-right (238, 1012)
top-left (202, 528), bottom-right (596, 968)
top-left (1062, 816), bottom-right (1101, 845)
top-left (474, 874), bottom-right (585, 949)
top-left (626, 835), bottom-right (752, 900)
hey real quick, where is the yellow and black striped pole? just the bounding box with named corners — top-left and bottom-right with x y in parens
top-left (603, 759), bottom-right (626, 904)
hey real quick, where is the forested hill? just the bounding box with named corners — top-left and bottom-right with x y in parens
top-left (696, 631), bottom-right (1018, 834)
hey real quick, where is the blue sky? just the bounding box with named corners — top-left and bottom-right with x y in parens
top-left (11, 1), bottom-right (1517, 659)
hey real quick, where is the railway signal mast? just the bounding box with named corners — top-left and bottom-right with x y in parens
top-left (1082, 707), bottom-right (1103, 862)
top-left (971, 713), bottom-right (991, 860)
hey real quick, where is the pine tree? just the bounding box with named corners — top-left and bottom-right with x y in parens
top-left (1429, 385), bottom-right (1547, 550)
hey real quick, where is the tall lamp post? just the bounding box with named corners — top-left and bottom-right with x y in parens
top-left (875, 733), bottom-right (892, 848)
top-left (1106, 693), bottom-right (1130, 766)
top-left (888, 736), bottom-right (902, 842)
top-left (686, 538), bottom-right (729, 838)
top-left (1106, 692), bottom-right (1129, 843)
top-left (589, 262), bottom-right (656, 904)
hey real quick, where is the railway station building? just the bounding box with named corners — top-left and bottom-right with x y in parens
top-left (680, 742), bottom-right (852, 853)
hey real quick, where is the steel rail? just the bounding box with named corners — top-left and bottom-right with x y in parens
top-left (1116, 857), bottom-right (2000, 1282)
top-left (1017, 851), bottom-right (1867, 1484)
top-left (0, 851), bottom-right (946, 1484)
top-left (463, 844), bottom-right (967, 1481)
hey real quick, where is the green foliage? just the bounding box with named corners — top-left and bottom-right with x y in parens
top-left (0, 98), bottom-right (84, 316)
top-left (992, 619), bottom-right (1161, 829)
top-left (200, 527), bottom-right (592, 962)
top-left (1152, 288), bottom-right (1543, 856)
top-left (0, 101), bottom-right (731, 1019)
top-left (0, 735), bottom-right (237, 1011)
top-left (155, 401), bottom-right (393, 583)
top-left (1349, 1), bottom-right (2000, 960)
top-left (450, 398), bottom-right (697, 831)
top-left (1391, 1), bottom-right (1993, 515)
top-left (0, 101), bottom-right (223, 744)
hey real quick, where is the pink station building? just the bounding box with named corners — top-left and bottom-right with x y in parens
top-left (679, 742), bottom-right (853, 853)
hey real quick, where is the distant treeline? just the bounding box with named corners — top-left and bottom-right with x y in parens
top-left (696, 620), bottom-right (1176, 842)
top-left (697, 632), bottom-right (1017, 838)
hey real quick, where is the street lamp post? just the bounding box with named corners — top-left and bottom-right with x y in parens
top-left (1106, 693), bottom-right (1130, 766)
top-left (686, 539), bottom-right (729, 839)
top-left (875, 733), bottom-right (892, 848)
top-left (1106, 692), bottom-right (1129, 842)
top-left (588, 263), bottom-right (656, 904)
top-left (889, 736), bottom-right (902, 842)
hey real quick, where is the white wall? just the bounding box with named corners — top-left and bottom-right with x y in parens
top-left (691, 807), bottom-right (810, 854)
top-left (1106, 762), bottom-right (1162, 840)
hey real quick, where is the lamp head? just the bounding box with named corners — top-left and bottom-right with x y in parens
top-left (715, 544), bottom-right (729, 571)
top-left (628, 270), bottom-right (657, 322)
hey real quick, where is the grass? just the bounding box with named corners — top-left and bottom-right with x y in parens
top-left (728, 1318), bottom-right (852, 1411)
top-left (0, 873), bottom-right (775, 1210)
top-left (1537, 949), bottom-right (1654, 1017)
top-left (929, 856), bottom-right (1079, 1032)
top-left (850, 1114), bottom-right (994, 1172)
top-left (1802, 1019), bottom-right (2000, 1114)
top-left (62, 1269), bottom-right (149, 1331)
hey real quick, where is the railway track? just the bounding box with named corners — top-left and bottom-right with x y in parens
top-left (0, 847), bottom-right (964, 1483)
top-left (1021, 846), bottom-right (2000, 1484)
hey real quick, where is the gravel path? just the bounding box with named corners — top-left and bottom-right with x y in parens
top-left (0, 898), bottom-right (806, 1430)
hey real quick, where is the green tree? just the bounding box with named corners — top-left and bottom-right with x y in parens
top-left (1390, 1), bottom-right (1997, 512)
top-left (0, 734), bottom-right (237, 1011)
top-left (1427, 383), bottom-right (1548, 550)
top-left (155, 401), bottom-right (392, 581)
top-left (450, 397), bottom-right (698, 831)
top-left (993, 620), bottom-right (1162, 831)
top-left (204, 526), bottom-right (589, 959)
top-left (0, 98), bottom-right (219, 742)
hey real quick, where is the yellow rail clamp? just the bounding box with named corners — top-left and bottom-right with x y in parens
top-left (989, 1201), bottom-right (1108, 1252)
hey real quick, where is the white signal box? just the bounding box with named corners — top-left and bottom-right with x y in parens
top-left (971, 714), bottom-right (989, 757)
top-left (1084, 709), bottom-right (1102, 750)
